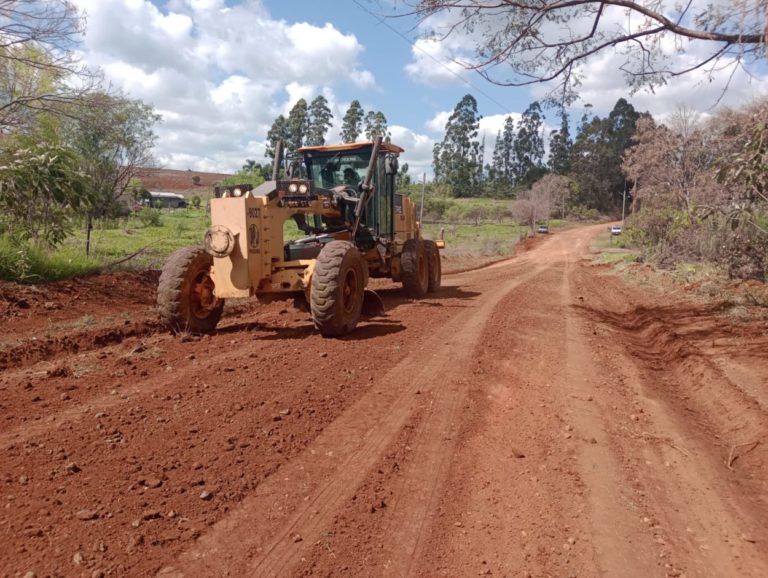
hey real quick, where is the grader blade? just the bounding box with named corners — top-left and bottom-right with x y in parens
top-left (362, 289), bottom-right (385, 317)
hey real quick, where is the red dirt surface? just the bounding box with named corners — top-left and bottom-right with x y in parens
top-left (1, 225), bottom-right (767, 577)
top-left (133, 168), bottom-right (233, 194)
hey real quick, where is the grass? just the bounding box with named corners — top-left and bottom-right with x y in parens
top-left (422, 222), bottom-right (528, 257)
top-left (1, 205), bottom-right (557, 283)
top-left (0, 236), bottom-right (103, 283)
top-left (590, 227), bottom-right (641, 265)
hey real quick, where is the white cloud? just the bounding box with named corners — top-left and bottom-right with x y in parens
top-left (350, 69), bottom-right (377, 90)
top-left (540, 44), bottom-right (768, 120)
top-left (404, 38), bottom-right (472, 87)
top-left (425, 110), bottom-right (451, 133)
top-left (389, 125), bottom-right (435, 178)
top-left (71, 0), bottom-right (379, 172)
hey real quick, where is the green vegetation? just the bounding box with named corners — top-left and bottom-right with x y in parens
top-left (0, 236), bottom-right (102, 283)
top-left (422, 222), bottom-right (527, 258)
top-left (0, 207), bottom-right (319, 282)
top-left (590, 229), bottom-right (640, 265)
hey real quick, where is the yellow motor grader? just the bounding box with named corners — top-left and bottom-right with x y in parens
top-left (157, 137), bottom-right (443, 337)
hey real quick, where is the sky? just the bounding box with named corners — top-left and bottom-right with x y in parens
top-left (70, 0), bottom-right (768, 179)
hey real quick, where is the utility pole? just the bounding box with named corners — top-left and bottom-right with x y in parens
top-left (622, 181), bottom-right (627, 226)
top-left (419, 172), bottom-right (426, 223)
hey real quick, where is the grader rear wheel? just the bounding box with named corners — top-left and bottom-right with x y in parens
top-left (310, 241), bottom-right (367, 337)
top-left (401, 239), bottom-right (429, 297)
top-left (424, 239), bottom-right (441, 293)
top-left (157, 246), bottom-right (224, 334)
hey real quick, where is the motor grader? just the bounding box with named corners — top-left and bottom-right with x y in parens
top-left (157, 137), bottom-right (443, 337)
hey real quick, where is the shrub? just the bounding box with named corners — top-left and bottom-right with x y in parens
top-left (0, 236), bottom-right (100, 283)
top-left (138, 207), bottom-right (163, 227)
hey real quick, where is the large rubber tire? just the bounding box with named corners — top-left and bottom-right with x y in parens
top-left (424, 239), bottom-right (441, 293)
top-left (157, 246), bottom-right (224, 334)
top-left (401, 239), bottom-right (429, 297)
top-left (310, 241), bottom-right (367, 337)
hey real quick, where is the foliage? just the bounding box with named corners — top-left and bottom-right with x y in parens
top-left (511, 176), bottom-right (553, 232)
top-left (0, 1), bottom-right (100, 131)
top-left (307, 95), bottom-right (333, 146)
top-left (137, 207), bottom-right (163, 227)
top-left (191, 195), bottom-right (202, 209)
top-left (222, 165), bottom-right (266, 188)
top-left (266, 114), bottom-right (289, 159)
top-left (286, 99), bottom-right (309, 154)
top-left (548, 108), bottom-right (572, 175)
top-left (433, 94), bottom-right (483, 197)
top-left (0, 236), bottom-right (101, 283)
top-left (624, 98), bottom-right (768, 279)
top-left (62, 92), bottom-right (160, 218)
top-left (0, 141), bottom-right (91, 247)
top-left (408, 1), bottom-right (766, 99)
top-left (512, 101), bottom-right (546, 186)
top-left (341, 100), bottom-right (364, 143)
top-left (487, 116), bottom-right (516, 196)
top-left (570, 98), bottom-right (643, 213)
top-left (364, 110), bottom-right (390, 142)
top-left (397, 162), bottom-right (411, 189)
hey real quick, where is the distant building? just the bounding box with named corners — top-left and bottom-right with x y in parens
top-left (146, 191), bottom-right (187, 209)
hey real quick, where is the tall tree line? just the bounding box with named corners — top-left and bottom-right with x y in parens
top-left (433, 93), bottom-right (644, 214)
top-left (266, 98), bottom-right (390, 159)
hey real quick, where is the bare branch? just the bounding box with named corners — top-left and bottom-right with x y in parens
top-left (401, 0), bottom-right (767, 94)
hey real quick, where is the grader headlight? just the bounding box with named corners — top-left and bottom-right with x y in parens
top-left (204, 225), bottom-right (236, 258)
top-left (288, 183), bottom-right (299, 194)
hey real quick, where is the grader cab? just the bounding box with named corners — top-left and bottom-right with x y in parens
top-left (157, 137), bottom-right (443, 337)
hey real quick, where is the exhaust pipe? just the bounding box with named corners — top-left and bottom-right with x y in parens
top-left (272, 140), bottom-right (284, 181)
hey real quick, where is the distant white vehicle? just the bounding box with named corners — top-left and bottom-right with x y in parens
top-left (610, 225), bottom-right (623, 236)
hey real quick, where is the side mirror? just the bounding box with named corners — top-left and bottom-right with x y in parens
top-left (384, 154), bottom-right (399, 175)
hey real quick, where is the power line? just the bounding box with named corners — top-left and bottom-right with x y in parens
top-left (350, 0), bottom-right (512, 115)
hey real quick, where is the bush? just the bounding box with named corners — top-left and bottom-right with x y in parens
top-left (191, 195), bottom-right (202, 209)
top-left (137, 207), bottom-right (163, 227)
top-left (0, 236), bottom-right (101, 283)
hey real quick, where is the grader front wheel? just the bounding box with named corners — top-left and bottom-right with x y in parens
top-left (310, 241), bottom-right (367, 337)
top-left (401, 239), bottom-right (429, 297)
top-left (424, 239), bottom-right (441, 293)
top-left (157, 246), bottom-right (224, 334)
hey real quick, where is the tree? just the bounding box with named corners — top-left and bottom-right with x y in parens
top-left (512, 102), bottom-right (546, 186)
top-left (434, 94), bottom-right (483, 197)
top-left (548, 109), bottom-right (572, 175)
top-left (286, 99), bottom-right (309, 154)
top-left (265, 114), bottom-right (289, 159)
top-left (512, 178), bottom-right (554, 232)
top-left (63, 92), bottom-right (160, 218)
top-left (407, 1), bottom-right (767, 98)
top-left (488, 117), bottom-right (516, 196)
top-left (397, 162), bottom-right (411, 189)
top-left (0, 141), bottom-right (92, 246)
top-left (0, 1), bottom-right (99, 131)
top-left (364, 110), bottom-right (390, 141)
top-left (307, 95), bottom-right (333, 146)
top-left (341, 100), bottom-right (364, 143)
top-left (570, 98), bottom-right (644, 213)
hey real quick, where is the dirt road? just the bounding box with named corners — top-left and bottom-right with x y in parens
top-left (2, 224), bottom-right (767, 577)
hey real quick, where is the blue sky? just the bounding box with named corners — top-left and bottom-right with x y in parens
top-left (71, 0), bottom-right (768, 178)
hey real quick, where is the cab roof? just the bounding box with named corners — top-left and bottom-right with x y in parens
top-left (298, 141), bottom-right (404, 156)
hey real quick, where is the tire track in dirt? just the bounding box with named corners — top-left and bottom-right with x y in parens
top-left (0, 318), bottom-right (164, 372)
top-left (571, 265), bottom-right (768, 577)
top-left (157, 260), bottom-right (547, 577)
